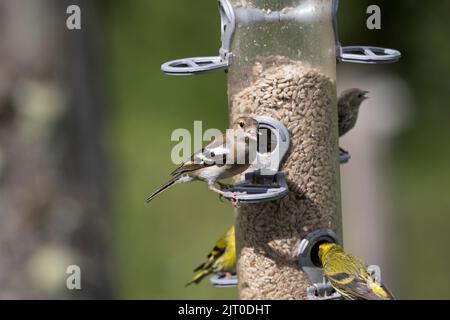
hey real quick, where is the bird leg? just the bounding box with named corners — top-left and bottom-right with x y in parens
top-left (217, 182), bottom-right (239, 206)
top-left (209, 184), bottom-right (228, 197)
top-left (208, 184), bottom-right (246, 208)
top-left (228, 191), bottom-right (249, 209)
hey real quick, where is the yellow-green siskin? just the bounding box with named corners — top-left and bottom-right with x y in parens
top-left (338, 88), bottom-right (369, 137)
top-left (186, 226), bottom-right (236, 286)
top-left (319, 243), bottom-right (395, 300)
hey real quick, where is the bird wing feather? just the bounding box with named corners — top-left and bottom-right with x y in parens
top-left (328, 273), bottom-right (388, 300)
top-left (325, 252), bottom-right (392, 300)
top-left (171, 134), bottom-right (231, 176)
top-left (193, 231), bottom-right (228, 272)
top-left (187, 227), bottom-right (235, 286)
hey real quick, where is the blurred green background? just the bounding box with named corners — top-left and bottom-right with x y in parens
top-left (101, 0), bottom-right (450, 299)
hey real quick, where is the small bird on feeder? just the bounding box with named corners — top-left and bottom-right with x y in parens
top-left (146, 117), bottom-right (260, 206)
top-left (186, 225), bottom-right (236, 286)
top-left (319, 243), bottom-right (395, 300)
top-left (338, 88), bottom-right (369, 154)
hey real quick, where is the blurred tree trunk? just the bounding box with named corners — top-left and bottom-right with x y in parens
top-left (0, 0), bottom-right (112, 298)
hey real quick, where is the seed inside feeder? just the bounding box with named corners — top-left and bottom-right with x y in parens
top-left (231, 56), bottom-right (341, 300)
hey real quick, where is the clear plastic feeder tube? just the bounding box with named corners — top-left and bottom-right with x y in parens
top-left (228, 0), bottom-right (342, 299)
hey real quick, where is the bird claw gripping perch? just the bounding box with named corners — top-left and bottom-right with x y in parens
top-left (161, 0), bottom-right (401, 76)
top-left (298, 229), bottom-right (385, 300)
top-left (223, 191), bottom-right (247, 208)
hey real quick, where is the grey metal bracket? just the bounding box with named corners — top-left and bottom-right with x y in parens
top-left (307, 281), bottom-right (342, 300)
top-left (338, 46), bottom-right (402, 64)
top-left (333, 0), bottom-right (401, 64)
top-left (210, 274), bottom-right (238, 288)
top-left (222, 171), bottom-right (289, 204)
top-left (161, 0), bottom-right (235, 76)
top-left (297, 229), bottom-right (342, 300)
top-left (298, 229), bottom-right (340, 285)
top-left (340, 149), bottom-right (351, 164)
top-left (221, 116), bottom-right (291, 204)
top-left (367, 265), bottom-right (382, 284)
top-left (253, 115), bottom-right (291, 175)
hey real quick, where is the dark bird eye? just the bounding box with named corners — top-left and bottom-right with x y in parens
top-left (239, 122), bottom-right (245, 128)
top-left (358, 94), bottom-right (363, 98)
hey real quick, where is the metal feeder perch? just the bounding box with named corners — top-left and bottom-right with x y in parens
top-left (161, 0), bottom-right (234, 76)
top-left (210, 274), bottom-right (238, 288)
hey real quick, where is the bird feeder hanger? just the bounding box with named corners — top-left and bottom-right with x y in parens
top-left (161, 0), bottom-right (402, 76)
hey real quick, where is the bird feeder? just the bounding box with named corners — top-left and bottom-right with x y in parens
top-left (161, 0), bottom-right (401, 300)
